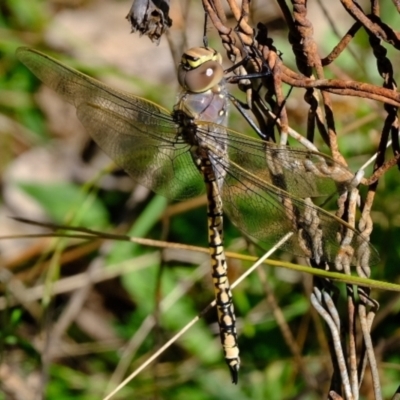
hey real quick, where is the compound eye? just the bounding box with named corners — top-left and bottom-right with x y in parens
top-left (178, 60), bottom-right (224, 93)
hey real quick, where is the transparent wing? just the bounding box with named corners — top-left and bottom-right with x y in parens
top-left (16, 47), bottom-right (204, 199)
top-left (194, 122), bottom-right (356, 199)
top-left (225, 130), bottom-right (355, 198)
top-left (219, 158), bottom-right (379, 266)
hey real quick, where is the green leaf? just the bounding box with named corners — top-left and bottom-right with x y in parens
top-left (17, 181), bottom-right (109, 228)
top-left (107, 194), bottom-right (168, 265)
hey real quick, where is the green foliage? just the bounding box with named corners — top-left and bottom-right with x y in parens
top-left (1, 1), bottom-right (400, 399)
top-left (18, 181), bottom-right (109, 228)
top-left (107, 194), bottom-right (168, 264)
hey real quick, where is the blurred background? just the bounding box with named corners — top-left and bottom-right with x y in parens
top-left (1, 0), bottom-right (400, 399)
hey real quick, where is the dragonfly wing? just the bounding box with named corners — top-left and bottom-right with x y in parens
top-left (17, 48), bottom-right (168, 116)
top-left (17, 47), bottom-right (204, 200)
top-left (77, 102), bottom-right (204, 199)
top-left (221, 160), bottom-right (379, 266)
top-left (208, 124), bottom-right (355, 198)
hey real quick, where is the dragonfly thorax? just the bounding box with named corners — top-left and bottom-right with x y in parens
top-left (178, 47), bottom-right (224, 93)
top-left (175, 87), bottom-right (228, 125)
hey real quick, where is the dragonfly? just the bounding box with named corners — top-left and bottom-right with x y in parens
top-left (16, 46), bottom-right (379, 383)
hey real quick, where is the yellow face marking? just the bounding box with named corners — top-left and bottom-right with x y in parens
top-left (181, 47), bottom-right (222, 70)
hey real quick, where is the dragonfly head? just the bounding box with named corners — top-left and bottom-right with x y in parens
top-left (178, 47), bottom-right (224, 93)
